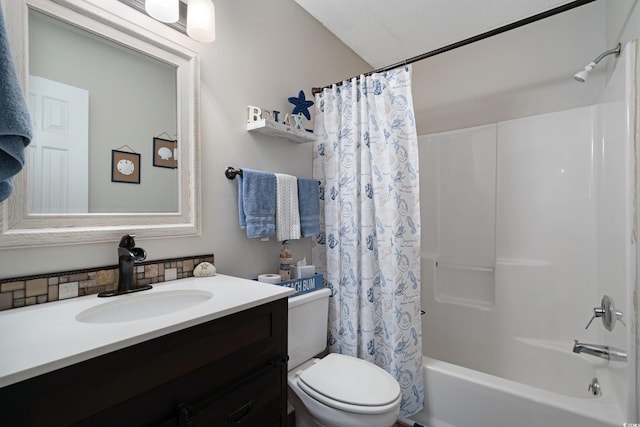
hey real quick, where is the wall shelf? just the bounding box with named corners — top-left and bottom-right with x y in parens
top-left (247, 118), bottom-right (315, 144)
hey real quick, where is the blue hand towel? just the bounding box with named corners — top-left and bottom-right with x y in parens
top-left (238, 169), bottom-right (276, 238)
top-left (297, 178), bottom-right (320, 237)
top-left (0, 6), bottom-right (32, 202)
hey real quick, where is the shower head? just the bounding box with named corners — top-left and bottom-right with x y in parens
top-left (574, 62), bottom-right (595, 82)
top-left (573, 72), bottom-right (587, 83)
top-left (574, 43), bottom-right (621, 83)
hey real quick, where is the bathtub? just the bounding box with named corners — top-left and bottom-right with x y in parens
top-left (415, 254), bottom-right (633, 426)
top-left (409, 350), bottom-right (625, 427)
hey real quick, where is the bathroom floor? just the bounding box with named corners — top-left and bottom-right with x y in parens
top-left (288, 416), bottom-right (410, 426)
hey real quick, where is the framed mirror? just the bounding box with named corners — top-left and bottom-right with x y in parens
top-left (0, 0), bottom-right (201, 248)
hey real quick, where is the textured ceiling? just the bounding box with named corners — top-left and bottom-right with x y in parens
top-left (293, 0), bottom-right (581, 68)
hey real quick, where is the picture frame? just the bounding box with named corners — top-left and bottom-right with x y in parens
top-left (153, 137), bottom-right (178, 169)
top-left (111, 150), bottom-right (141, 184)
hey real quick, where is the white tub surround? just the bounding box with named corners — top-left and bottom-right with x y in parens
top-left (417, 38), bottom-right (638, 426)
top-left (0, 274), bottom-right (294, 387)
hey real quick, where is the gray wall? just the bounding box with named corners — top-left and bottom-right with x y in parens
top-left (411, 1), bottom-right (608, 135)
top-left (0, 0), bottom-right (369, 279)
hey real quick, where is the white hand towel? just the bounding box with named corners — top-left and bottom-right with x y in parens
top-left (275, 173), bottom-right (301, 241)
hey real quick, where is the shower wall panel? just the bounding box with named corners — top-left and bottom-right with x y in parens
top-left (496, 105), bottom-right (599, 339)
top-left (422, 125), bottom-right (496, 309)
top-left (419, 104), bottom-right (602, 365)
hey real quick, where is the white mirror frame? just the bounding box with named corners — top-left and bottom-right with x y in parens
top-left (0, 0), bottom-right (201, 248)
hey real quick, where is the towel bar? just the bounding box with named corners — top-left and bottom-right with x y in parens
top-left (225, 167), bottom-right (320, 184)
top-left (225, 166), bottom-right (242, 180)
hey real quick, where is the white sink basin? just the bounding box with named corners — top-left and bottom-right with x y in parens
top-left (75, 289), bottom-right (213, 324)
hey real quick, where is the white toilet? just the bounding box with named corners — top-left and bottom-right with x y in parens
top-left (287, 288), bottom-right (402, 427)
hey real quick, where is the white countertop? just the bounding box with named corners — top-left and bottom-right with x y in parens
top-left (0, 274), bottom-right (294, 388)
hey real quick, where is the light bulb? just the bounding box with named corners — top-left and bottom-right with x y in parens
top-left (145, 0), bottom-right (179, 24)
top-left (187, 0), bottom-right (215, 43)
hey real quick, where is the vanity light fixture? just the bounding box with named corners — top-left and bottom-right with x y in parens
top-left (187, 0), bottom-right (216, 42)
top-left (119, 0), bottom-right (215, 43)
top-left (145, 0), bottom-right (179, 23)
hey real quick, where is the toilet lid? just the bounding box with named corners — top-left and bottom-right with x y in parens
top-left (298, 353), bottom-right (401, 408)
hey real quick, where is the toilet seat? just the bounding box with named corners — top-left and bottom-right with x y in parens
top-left (296, 353), bottom-right (402, 415)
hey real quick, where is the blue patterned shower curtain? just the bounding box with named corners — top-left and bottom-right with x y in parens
top-left (312, 66), bottom-right (423, 416)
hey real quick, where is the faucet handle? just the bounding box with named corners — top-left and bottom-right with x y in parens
top-left (584, 307), bottom-right (605, 329)
top-left (585, 295), bottom-right (624, 331)
top-left (119, 234), bottom-right (137, 249)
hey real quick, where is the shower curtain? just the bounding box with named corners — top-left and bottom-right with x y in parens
top-left (312, 66), bottom-right (423, 416)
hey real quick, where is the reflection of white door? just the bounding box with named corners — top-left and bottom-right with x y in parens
top-left (28, 76), bottom-right (89, 213)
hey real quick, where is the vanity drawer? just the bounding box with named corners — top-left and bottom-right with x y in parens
top-left (169, 361), bottom-right (283, 426)
top-left (77, 357), bottom-right (287, 427)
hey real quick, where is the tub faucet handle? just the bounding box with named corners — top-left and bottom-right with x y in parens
top-left (585, 295), bottom-right (624, 331)
top-left (584, 307), bottom-right (605, 330)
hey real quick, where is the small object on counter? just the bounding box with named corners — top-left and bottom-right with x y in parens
top-left (291, 257), bottom-right (315, 279)
top-left (291, 265), bottom-right (316, 280)
top-left (279, 240), bottom-right (293, 281)
top-left (258, 273), bottom-right (281, 284)
top-left (193, 262), bottom-right (216, 277)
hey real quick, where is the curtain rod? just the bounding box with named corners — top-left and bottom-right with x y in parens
top-left (311, 0), bottom-right (596, 95)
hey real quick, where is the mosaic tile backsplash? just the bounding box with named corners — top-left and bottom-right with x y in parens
top-left (0, 254), bottom-right (214, 312)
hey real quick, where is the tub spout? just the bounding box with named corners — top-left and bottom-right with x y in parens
top-left (572, 340), bottom-right (627, 362)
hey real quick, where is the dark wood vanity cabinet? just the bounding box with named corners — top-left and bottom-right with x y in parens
top-left (0, 299), bottom-right (288, 427)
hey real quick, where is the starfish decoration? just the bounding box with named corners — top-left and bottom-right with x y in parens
top-left (288, 90), bottom-right (314, 121)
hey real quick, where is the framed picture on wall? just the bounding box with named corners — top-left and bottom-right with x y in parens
top-left (153, 137), bottom-right (178, 169)
top-left (111, 150), bottom-right (141, 184)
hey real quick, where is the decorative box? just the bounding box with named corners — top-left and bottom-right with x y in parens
top-left (273, 273), bottom-right (324, 297)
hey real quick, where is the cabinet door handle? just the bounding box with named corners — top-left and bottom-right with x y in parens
top-left (177, 403), bottom-right (193, 427)
top-left (228, 400), bottom-right (254, 425)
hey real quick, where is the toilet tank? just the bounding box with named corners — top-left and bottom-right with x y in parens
top-left (288, 287), bottom-right (331, 369)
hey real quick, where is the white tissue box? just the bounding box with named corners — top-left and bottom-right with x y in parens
top-left (291, 265), bottom-right (316, 280)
